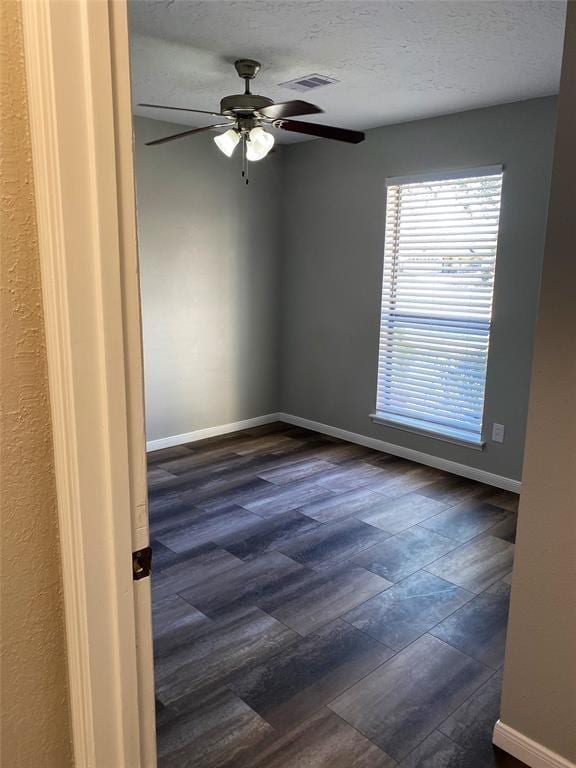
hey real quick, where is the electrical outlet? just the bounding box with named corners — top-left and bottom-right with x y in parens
top-left (492, 423), bottom-right (505, 443)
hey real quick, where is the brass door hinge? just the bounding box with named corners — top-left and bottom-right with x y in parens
top-left (132, 546), bottom-right (152, 580)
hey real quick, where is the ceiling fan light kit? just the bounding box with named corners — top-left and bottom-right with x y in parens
top-left (245, 126), bottom-right (275, 161)
top-left (141, 58), bottom-right (365, 183)
top-left (213, 128), bottom-right (240, 157)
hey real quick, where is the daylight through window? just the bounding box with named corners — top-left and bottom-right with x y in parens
top-left (374, 166), bottom-right (503, 446)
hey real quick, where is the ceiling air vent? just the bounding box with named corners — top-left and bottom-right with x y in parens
top-left (279, 74), bottom-right (339, 93)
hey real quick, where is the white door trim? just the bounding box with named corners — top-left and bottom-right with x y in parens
top-left (21, 1), bottom-right (153, 766)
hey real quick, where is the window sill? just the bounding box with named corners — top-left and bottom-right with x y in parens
top-left (369, 413), bottom-right (485, 451)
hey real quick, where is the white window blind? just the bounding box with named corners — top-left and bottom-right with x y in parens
top-left (374, 166), bottom-right (503, 446)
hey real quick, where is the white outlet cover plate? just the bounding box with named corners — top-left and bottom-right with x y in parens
top-left (492, 423), bottom-right (505, 443)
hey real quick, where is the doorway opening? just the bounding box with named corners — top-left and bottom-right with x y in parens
top-left (126, 3), bottom-right (560, 766)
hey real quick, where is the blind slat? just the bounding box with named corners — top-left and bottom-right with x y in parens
top-left (376, 171), bottom-right (503, 442)
top-left (377, 382), bottom-right (485, 408)
top-left (377, 372), bottom-right (486, 399)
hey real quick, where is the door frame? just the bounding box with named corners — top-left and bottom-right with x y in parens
top-left (21, 1), bottom-right (155, 766)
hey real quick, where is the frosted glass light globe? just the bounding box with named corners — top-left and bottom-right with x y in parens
top-left (214, 129), bottom-right (240, 157)
top-left (246, 127), bottom-right (274, 161)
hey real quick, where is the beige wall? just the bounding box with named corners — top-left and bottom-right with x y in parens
top-left (0, 2), bottom-right (73, 766)
top-left (500, 3), bottom-right (576, 762)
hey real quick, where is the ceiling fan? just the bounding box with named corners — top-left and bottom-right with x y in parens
top-left (140, 59), bottom-right (365, 183)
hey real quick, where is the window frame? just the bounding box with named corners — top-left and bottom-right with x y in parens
top-left (371, 165), bottom-right (504, 449)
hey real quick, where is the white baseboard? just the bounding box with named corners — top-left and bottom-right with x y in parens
top-left (146, 413), bottom-right (282, 452)
top-left (493, 720), bottom-right (575, 768)
top-left (278, 412), bottom-right (521, 493)
top-left (146, 410), bottom-right (521, 493)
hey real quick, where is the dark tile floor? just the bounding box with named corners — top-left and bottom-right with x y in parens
top-left (148, 422), bottom-right (526, 768)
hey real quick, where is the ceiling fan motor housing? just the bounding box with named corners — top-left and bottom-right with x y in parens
top-left (221, 60), bottom-right (272, 116)
top-left (220, 93), bottom-right (274, 116)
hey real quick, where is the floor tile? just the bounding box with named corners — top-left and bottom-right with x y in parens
top-left (154, 697), bottom-right (173, 729)
top-left (228, 619), bottom-right (394, 730)
top-left (148, 456), bottom-right (261, 497)
top-left (425, 536), bottom-right (514, 593)
top-left (154, 604), bottom-right (297, 705)
top-left (257, 458), bottom-right (336, 485)
top-left (261, 440), bottom-right (347, 469)
top-left (344, 571), bottom-right (472, 650)
top-left (419, 499), bottom-right (515, 543)
top-left (356, 492), bottom-right (447, 534)
top-left (148, 474), bottom-right (195, 502)
top-left (149, 497), bottom-right (197, 531)
top-left (148, 466), bottom-right (178, 489)
top-left (187, 477), bottom-right (274, 513)
top-left (353, 525), bottom-right (459, 582)
top-left (166, 443), bottom-right (320, 484)
top-left (278, 517), bottom-right (390, 569)
top-left (230, 709), bottom-right (396, 768)
top-left (237, 421), bottom-right (291, 437)
top-left (234, 434), bottom-right (304, 455)
top-left (148, 444), bottom-right (192, 465)
top-left (483, 491), bottom-right (520, 512)
top-left (362, 453), bottom-right (413, 471)
top-left (151, 542), bottom-right (244, 600)
top-left (148, 485), bottom-right (187, 513)
top-left (415, 476), bottom-right (492, 504)
top-left (216, 510), bottom-right (321, 560)
top-left (157, 450), bottom-right (285, 489)
top-left (269, 563), bottom-right (393, 635)
top-left (157, 448), bottom-right (242, 476)
top-left (398, 729), bottom-right (493, 768)
top-left (153, 594), bottom-right (211, 644)
top-left (280, 424), bottom-right (324, 440)
top-left (150, 496), bottom-right (251, 537)
top-left (157, 686), bottom-right (273, 768)
top-left (328, 633), bottom-right (492, 761)
top-left (439, 671), bottom-right (503, 757)
top-left (239, 478), bottom-right (336, 517)
top-left (151, 538), bottom-right (184, 568)
top-left (478, 514), bottom-right (518, 544)
top-left (297, 487), bottom-right (395, 524)
top-left (313, 461), bottom-right (391, 492)
top-left (364, 466), bottom-right (442, 497)
top-left (178, 551), bottom-right (306, 618)
top-left (183, 468), bottom-right (281, 501)
top-left (430, 582), bottom-right (511, 668)
top-left (310, 442), bottom-right (376, 464)
top-left (155, 504), bottom-right (263, 551)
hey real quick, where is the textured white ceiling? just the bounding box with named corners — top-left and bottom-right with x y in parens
top-left (128, 0), bottom-right (565, 143)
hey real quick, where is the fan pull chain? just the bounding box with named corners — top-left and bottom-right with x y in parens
top-left (241, 134), bottom-right (249, 184)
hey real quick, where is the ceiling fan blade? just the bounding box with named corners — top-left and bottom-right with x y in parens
top-left (259, 100), bottom-right (323, 120)
top-left (275, 119), bottom-right (365, 144)
top-left (146, 124), bottom-right (230, 146)
top-left (139, 103), bottom-right (230, 119)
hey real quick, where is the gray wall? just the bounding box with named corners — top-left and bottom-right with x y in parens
top-left (134, 117), bottom-right (280, 442)
top-left (279, 97), bottom-right (557, 482)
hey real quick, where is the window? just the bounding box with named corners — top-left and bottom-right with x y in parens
top-left (373, 166), bottom-right (503, 447)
